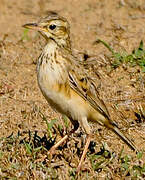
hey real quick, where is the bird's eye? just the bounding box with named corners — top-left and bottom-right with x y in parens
top-left (49, 24), bottom-right (56, 30)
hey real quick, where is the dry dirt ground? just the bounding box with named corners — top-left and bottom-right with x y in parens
top-left (0, 0), bottom-right (145, 179)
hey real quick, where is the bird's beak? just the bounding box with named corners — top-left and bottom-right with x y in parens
top-left (22, 23), bottom-right (46, 32)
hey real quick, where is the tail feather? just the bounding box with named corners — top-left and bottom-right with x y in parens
top-left (112, 126), bottom-right (137, 152)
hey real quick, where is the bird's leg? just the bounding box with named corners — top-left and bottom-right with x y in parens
top-left (49, 120), bottom-right (79, 154)
top-left (49, 135), bottom-right (68, 154)
top-left (76, 117), bottom-right (92, 172)
top-left (76, 134), bottom-right (91, 172)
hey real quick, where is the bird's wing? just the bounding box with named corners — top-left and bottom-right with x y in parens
top-left (68, 69), bottom-right (110, 119)
top-left (68, 63), bottom-right (138, 152)
top-left (59, 47), bottom-right (110, 119)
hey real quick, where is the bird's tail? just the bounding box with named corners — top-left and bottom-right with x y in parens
top-left (112, 125), bottom-right (137, 152)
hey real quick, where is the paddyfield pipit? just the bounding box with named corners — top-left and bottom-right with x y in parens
top-left (23, 12), bottom-right (137, 171)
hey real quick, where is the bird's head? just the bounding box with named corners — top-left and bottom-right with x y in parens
top-left (23, 12), bottom-right (71, 49)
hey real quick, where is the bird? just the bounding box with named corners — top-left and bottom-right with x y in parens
top-left (23, 12), bottom-right (137, 172)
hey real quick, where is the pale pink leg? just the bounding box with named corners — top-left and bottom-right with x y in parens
top-left (49, 134), bottom-right (68, 154)
top-left (76, 117), bottom-right (92, 172)
top-left (76, 134), bottom-right (91, 172)
top-left (49, 120), bottom-right (79, 154)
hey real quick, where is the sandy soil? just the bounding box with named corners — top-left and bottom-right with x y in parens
top-left (0, 0), bottom-right (144, 179)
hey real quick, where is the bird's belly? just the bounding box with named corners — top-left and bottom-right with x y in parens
top-left (37, 68), bottom-right (106, 125)
top-left (38, 79), bottom-right (89, 121)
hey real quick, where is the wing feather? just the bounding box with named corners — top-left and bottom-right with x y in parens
top-left (59, 47), bottom-right (110, 119)
top-left (68, 70), bottom-right (110, 119)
